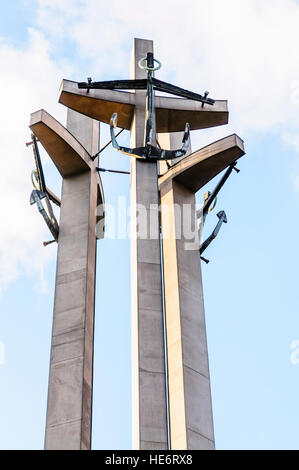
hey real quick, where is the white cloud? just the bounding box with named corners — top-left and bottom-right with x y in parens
top-left (0, 28), bottom-right (72, 294)
top-left (35, 0), bottom-right (299, 130)
top-left (2, 0), bottom-right (299, 293)
top-left (34, 0), bottom-right (299, 171)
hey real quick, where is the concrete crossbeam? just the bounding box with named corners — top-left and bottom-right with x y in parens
top-left (59, 79), bottom-right (228, 133)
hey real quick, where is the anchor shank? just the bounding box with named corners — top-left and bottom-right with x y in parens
top-left (144, 53), bottom-right (155, 152)
top-left (32, 134), bottom-right (46, 193)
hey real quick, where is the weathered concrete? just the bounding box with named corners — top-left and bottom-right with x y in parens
top-left (159, 133), bottom-right (245, 449)
top-left (130, 38), bottom-right (168, 450)
top-left (30, 108), bottom-right (103, 449)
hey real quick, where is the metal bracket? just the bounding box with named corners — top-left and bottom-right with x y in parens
top-left (201, 91), bottom-right (210, 108)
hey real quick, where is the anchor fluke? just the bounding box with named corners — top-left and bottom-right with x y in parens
top-left (110, 112), bottom-right (145, 158)
top-left (200, 210), bottom-right (228, 259)
top-left (110, 112), bottom-right (120, 151)
top-left (110, 112), bottom-right (190, 161)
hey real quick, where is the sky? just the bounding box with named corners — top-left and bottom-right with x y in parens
top-left (1, 0), bottom-right (299, 450)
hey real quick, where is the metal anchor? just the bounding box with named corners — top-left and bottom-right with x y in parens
top-left (198, 161), bottom-right (240, 263)
top-left (78, 52), bottom-right (216, 161)
top-left (110, 52), bottom-right (190, 160)
top-left (110, 112), bottom-right (190, 160)
top-left (27, 134), bottom-right (60, 245)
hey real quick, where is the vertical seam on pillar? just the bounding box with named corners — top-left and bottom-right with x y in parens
top-left (158, 184), bottom-right (171, 450)
top-left (160, 181), bottom-right (187, 450)
top-left (81, 171), bottom-right (89, 450)
top-left (44, 179), bottom-right (64, 448)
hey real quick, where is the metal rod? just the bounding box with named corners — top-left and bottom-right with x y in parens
top-left (203, 162), bottom-right (238, 216)
top-left (78, 78), bottom-right (215, 105)
top-left (91, 128), bottom-right (124, 160)
top-left (96, 167), bottom-right (130, 175)
top-left (78, 78), bottom-right (148, 90)
top-left (145, 52), bottom-right (154, 151)
top-left (43, 239), bottom-right (56, 247)
top-left (27, 134), bottom-right (46, 192)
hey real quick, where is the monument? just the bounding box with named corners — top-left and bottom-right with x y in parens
top-left (28, 38), bottom-right (245, 450)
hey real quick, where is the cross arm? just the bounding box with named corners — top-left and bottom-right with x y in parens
top-left (60, 79), bottom-right (135, 130)
top-left (155, 96), bottom-right (228, 132)
top-left (159, 134), bottom-right (245, 192)
top-left (30, 109), bottom-right (93, 176)
top-left (59, 79), bottom-right (228, 133)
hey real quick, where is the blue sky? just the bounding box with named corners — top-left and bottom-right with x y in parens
top-left (1, 0), bottom-right (299, 450)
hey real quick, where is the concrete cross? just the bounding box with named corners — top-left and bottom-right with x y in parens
top-left (30, 37), bottom-right (245, 450)
top-left (58, 38), bottom-right (245, 450)
top-left (29, 108), bottom-right (104, 450)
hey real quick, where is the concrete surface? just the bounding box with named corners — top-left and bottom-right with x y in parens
top-left (159, 132), bottom-right (246, 449)
top-left (130, 38), bottom-right (168, 450)
top-left (31, 108), bottom-right (102, 449)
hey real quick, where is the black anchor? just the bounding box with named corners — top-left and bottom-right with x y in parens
top-left (78, 52), bottom-right (215, 161)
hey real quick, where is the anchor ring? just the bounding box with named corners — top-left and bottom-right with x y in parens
top-left (208, 196), bottom-right (217, 212)
top-left (31, 170), bottom-right (40, 190)
top-left (138, 57), bottom-right (162, 71)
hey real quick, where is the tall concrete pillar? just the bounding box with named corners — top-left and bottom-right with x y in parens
top-left (53, 38), bottom-right (244, 450)
top-left (159, 133), bottom-right (245, 449)
top-left (159, 133), bottom-right (214, 450)
top-left (130, 38), bottom-right (168, 450)
top-left (43, 110), bottom-right (99, 450)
